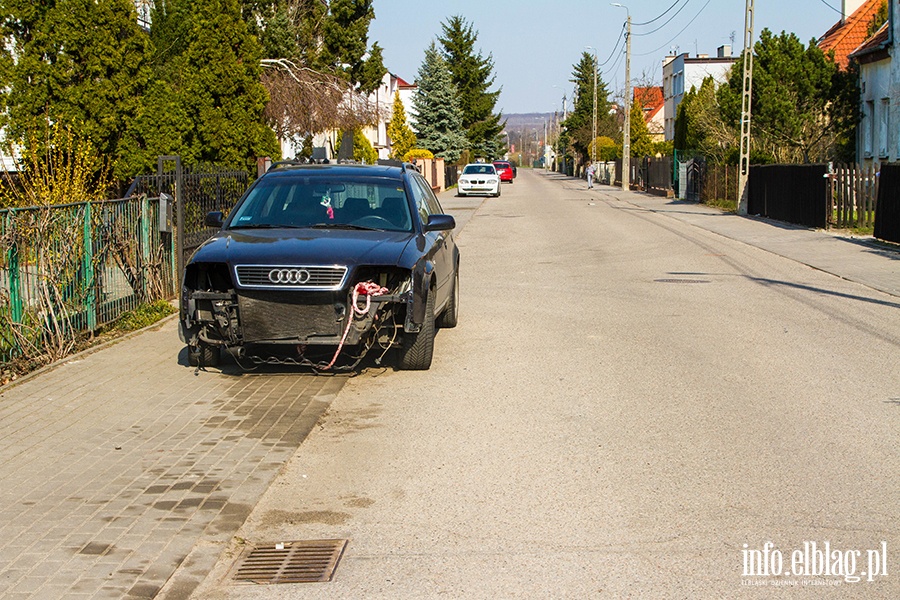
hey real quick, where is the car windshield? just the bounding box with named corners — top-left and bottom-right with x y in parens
top-left (226, 176), bottom-right (413, 232)
top-left (463, 165), bottom-right (496, 175)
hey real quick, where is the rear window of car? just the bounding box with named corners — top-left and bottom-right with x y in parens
top-left (493, 162), bottom-right (511, 169)
top-left (463, 164), bottom-right (496, 175)
top-left (228, 176), bottom-right (413, 232)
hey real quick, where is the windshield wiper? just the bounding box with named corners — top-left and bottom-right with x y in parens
top-left (309, 223), bottom-right (382, 231)
top-left (228, 223), bottom-right (305, 230)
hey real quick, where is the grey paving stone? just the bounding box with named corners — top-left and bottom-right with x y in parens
top-left (0, 318), bottom-right (345, 599)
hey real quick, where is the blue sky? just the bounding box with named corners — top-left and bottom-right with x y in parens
top-left (369, 0), bottom-right (846, 114)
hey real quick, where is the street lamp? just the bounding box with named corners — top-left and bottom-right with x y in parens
top-left (612, 3), bottom-right (631, 192)
top-left (586, 46), bottom-right (598, 167)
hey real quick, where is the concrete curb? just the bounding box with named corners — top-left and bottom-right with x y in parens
top-left (0, 309), bottom-right (180, 396)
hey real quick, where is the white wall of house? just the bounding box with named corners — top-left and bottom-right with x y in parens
top-left (357, 72), bottom-right (417, 160)
top-left (858, 56), bottom-right (892, 166)
top-left (662, 49), bottom-right (735, 141)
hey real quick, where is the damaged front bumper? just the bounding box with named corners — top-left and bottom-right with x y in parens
top-left (180, 265), bottom-right (423, 368)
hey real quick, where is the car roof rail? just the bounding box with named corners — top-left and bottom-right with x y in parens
top-left (267, 160), bottom-right (307, 171)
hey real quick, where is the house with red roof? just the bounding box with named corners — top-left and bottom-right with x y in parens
top-left (634, 87), bottom-right (665, 143)
top-left (358, 72), bottom-right (418, 161)
top-left (824, 0), bottom-right (897, 166)
top-left (818, 0), bottom-right (885, 69)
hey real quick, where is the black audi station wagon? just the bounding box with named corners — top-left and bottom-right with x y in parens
top-left (179, 163), bottom-right (459, 371)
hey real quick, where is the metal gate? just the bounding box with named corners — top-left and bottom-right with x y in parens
top-left (126, 156), bottom-right (249, 280)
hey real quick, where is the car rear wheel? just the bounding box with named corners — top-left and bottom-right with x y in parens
top-left (187, 342), bottom-right (220, 367)
top-left (436, 269), bottom-right (459, 329)
top-left (398, 290), bottom-right (435, 370)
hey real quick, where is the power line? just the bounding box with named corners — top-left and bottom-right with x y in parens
top-left (816, 0), bottom-right (843, 16)
top-left (634, 0), bottom-right (713, 57)
top-left (633, 0), bottom-right (689, 27)
top-left (598, 23), bottom-right (627, 67)
top-left (602, 42), bottom-right (626, 82)
top-left (633, 0), bottom-right (695, 36)
top-left (632, 0), bottom-right (693, 37)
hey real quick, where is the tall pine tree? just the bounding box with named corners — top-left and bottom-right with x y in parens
top-left (438, 16), bottom-right (504, 159)
top-left (563, 51), bottom-right (615, 161)
top-left (0, 0), bottom-right (153, 179)
top-left (412, 42), bottom-right (467, 163)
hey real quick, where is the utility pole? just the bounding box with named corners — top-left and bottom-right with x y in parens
top-left (737, 0), bottom-right (755, 215)
top-left (587, 47), bottom-right (598, 166)
top-left (613, 3), bottom-right (631, 192)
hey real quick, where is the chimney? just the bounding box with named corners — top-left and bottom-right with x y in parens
top-left (717, 45), bottom-right (732, 58)
top-left (842, 0), bottom-right (866, 24)
top-left (697, 53), bottom-right (709, 59)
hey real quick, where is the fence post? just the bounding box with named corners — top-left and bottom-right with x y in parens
top-left (141, 194), bottom-right (150, 299)
top-left (6, 211), bottom-right (23, 324)
top-left (83, 202), bottom-right (97, 330)
top-left (158, 155), bottom-right (183, 287)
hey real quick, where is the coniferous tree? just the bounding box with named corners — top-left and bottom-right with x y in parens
top-left (626, 101), bottom-right (654, 158)
top-left (438, 16), bottom-right (504, 159)
top-left (0, 0), bottom-right (153, 179)
top-left (412, 42), bottom-right (467, 163)
top-left (563, 51), bottom-right (615, 161)
top-left (717, 29), bottom-right (856, 163)
top-left (138, 0), bottom-right (279, 171)
top-left (387, 91), bottom-right (416, 160)
top-left (318, 0), bottom-right (385, 93)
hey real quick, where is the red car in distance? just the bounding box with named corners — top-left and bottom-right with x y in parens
top-left (492, 160), bottom-right (514, 183)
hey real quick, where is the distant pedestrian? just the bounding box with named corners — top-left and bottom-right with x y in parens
top-left (586, 163), bottom-right (595, 189)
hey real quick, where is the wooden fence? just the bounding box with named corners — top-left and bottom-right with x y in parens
top-left (828, 163), bottom-right (878, 229)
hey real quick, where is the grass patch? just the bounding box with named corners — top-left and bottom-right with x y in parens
top-left (703, 197), bottom-right (737, 213)
top-left (102, 300), bottom-right (176, 333)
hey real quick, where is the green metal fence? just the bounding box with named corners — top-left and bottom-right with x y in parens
top-left (0, 195), bottom-right (175, 362)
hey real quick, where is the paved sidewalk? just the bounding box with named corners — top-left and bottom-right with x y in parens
top-left (0, 318), bottom-right (346, 599)
top-left (545, 171), bottom-right (899, 298)
top-left (0, 191), bottom-right (484, 600)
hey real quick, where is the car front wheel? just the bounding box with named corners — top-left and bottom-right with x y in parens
top-left (398, 290), bottom-right (435, 370)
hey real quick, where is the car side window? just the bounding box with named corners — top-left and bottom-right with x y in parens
top-left (417, 177), bottom-right (444, 216)
top-left (408, 175), bottom-right (432, 225)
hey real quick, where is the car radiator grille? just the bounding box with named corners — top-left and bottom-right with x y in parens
top-left (238, 292), bottom-right (342, 342)
top-left (235, 265), bottom-right (347, 290)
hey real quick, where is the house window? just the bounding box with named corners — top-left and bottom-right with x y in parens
top-left (863, 101), bottom-right (874, 158)
top-left (878, 98), bottom-right (890, 158)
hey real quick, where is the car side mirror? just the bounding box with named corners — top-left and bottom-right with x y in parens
top-left (205, 211), bottom-right (224, 228)
top-left (424, 214), bottom-right (456, 232)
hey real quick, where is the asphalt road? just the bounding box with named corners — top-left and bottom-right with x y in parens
top-left (186, 169), bottom-right (900, 599)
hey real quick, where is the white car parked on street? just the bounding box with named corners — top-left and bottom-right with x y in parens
top-left (457, 163), bottom-right (501, 197)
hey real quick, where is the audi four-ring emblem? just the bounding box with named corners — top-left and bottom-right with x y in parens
top-left (268, 268), bottom-right (311, 284)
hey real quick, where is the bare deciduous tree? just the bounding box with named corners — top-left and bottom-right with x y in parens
top-left (261, 59), bottom-right (378, 144)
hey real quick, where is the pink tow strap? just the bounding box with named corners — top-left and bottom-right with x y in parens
top-left (321, 281), bottom-right (388, 370)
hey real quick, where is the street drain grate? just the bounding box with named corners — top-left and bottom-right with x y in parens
top-left (231, 539), bottom-right (348, 584)
top-left (654, 278), bottom-right (711, 284)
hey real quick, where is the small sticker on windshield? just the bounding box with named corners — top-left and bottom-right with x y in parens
top-left (239, 216), bottom-right (251, 221)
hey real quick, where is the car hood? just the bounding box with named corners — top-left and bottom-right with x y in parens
top-left (189, 228), bottom-right (416, 270)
